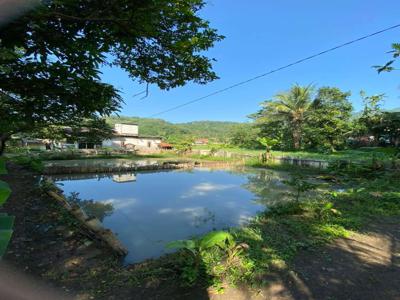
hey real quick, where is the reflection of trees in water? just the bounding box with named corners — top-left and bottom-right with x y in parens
top-left (192, 208), bottom-right (216, 229)
top-left (50, 173), bottom-right (131, 182)
top-left (68, 192), bottom-right (114, 222)
top-left (50, 169), bottom-right (178, 182)
top-left (243, 170), bottom-right (293, 207)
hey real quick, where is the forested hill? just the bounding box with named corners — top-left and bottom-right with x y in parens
top-left (106, 116), bottom-right (244, 141)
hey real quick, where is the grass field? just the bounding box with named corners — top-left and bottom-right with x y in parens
top-left (192, 145), bottom-right (399, 162)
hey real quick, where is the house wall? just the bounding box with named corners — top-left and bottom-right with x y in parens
top-left (114, 124), bottom-right (138, 136)
top-left (102, 137), bottom-right (162, 151)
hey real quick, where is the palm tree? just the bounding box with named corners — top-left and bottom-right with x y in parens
top-left (259, 84), bottom-right (314, 150)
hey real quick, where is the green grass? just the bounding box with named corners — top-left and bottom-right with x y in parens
top-left (232, 173), bottom-right (400, 280)
top-left (144, 166), bottom-right (400, 289)
top-left (9, 155), bottom-right (44, 172)
top-left (193, 145), bottom-right (398, 163)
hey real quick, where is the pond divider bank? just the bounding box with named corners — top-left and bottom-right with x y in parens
top-left (43, 159), bottom-right (246, 175)
top-left (44, 181), bottom-right (128, 256)
top-left (43, 160), bottom-right (196, 175)
top-left (272, 156), bottom-right (329, 169)
top-left (191, 149), bottom-right (330, 169)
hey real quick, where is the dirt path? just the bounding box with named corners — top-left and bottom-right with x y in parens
top-left (210, 219), bottom-right (400, 300)
top-left (1, 164), bottom-right (399, 299)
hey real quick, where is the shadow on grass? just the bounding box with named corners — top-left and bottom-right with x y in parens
top-left (212, 172), bottom-right (400, 299)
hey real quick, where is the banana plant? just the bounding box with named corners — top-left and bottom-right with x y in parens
top-left (0, 159), bottom-right (14, 258)
top-left (166, 231), bottom-right (250, 285)
top-left (167, 231), bottom-right (249, 267)
top-left (257, 137), bottom-right (278, 162)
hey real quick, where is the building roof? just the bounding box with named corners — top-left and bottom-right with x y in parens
top-left (113, 132), bottom-right (139, 137)
top-left (159, 142), bottom-right (173, 148)
top-left (112, 134), bottom-right (162, 139)
top-left (115, 122), bottom-right (138, 126)
top-left (138, 135), bottom-right (163, 139)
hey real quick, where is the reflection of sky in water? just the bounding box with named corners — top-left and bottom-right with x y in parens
top-left (54, 168), bottom-right (292, 263)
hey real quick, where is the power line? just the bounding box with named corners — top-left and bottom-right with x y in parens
top-left (149, 23), bottom-right (400, 117)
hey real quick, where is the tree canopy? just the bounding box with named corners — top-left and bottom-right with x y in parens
top-left (304, 87), bottom-right (353, 151)
top-left (252, 84), bottom-right (314, 150)
top-left (0, 0), bottom-right (223, 153)
top-left (252, 85), bottom-right (355, 151)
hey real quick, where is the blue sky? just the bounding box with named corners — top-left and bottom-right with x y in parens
top-left (100, 0), bottom-right (400, 123)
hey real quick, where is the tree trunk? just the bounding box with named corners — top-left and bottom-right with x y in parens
top-left (291, 119), bottom-right (303, 150)
top-left (292, 128), bottom-right (301, 150)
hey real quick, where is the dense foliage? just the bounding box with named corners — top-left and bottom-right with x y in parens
top-left (304, 87), bottom-right (353, 151)
top-left (251, 85), bottom-right (352, 151)
top-left (250, 85), bottom-right (399, 151)
top-left (0, 0), bottom-right (223, 154)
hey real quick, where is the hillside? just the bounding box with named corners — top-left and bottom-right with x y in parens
top-left (106, 116), bottom-right (244, 141)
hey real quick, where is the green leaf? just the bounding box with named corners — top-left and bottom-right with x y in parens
top-left (0, 181), bottom-right (11, 206)
top-left (0, 215), bottom-right (14, 258)
top-left (199, 231), bottom-right (234, 250)
top-left (0, 158), bottom-right (6, 175)
top-left (0, 229), bottom-right (13, 257)
top-left (166, 239), bottom-right (196, 250)
top-left (0, 215), bottom-right (14, 230)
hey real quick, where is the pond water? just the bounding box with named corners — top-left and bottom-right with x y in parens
top-left (52, 167), bottom-right (297, 263)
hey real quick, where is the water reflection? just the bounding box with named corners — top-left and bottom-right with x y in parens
top-left (68, 192), bottom-right (114, 222)
top-left (112, 173), bottom-right (136, 183)
top-left (242, 169), bottom-right (294, 206)
top-left (51, 168), bottom-right (302, 263)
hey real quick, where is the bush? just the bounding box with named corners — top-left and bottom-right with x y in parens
top-left (166, 231), bottom-right (253, 288)
top-left (11, 155), bottom-right (44, 172)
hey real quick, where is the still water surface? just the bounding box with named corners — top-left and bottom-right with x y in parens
top-left (53, 168), bottom-right (295, 263)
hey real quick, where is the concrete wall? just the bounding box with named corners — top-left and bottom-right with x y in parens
top-left (102, 137), bottom-right (162, 151)
top-left (114, 124), bottom-right (138, 136)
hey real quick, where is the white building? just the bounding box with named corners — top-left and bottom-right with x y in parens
top-left (102, 123), bottom-right (162, 152)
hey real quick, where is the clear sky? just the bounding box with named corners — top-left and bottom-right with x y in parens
top-left (100, 0), bottom-right (400, 123)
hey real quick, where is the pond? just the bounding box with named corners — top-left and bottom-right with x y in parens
top-left (52, 167), bottom-right (300, 263)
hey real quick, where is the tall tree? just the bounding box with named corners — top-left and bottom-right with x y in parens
top-left (0, 0), bottom-right (223, 154)
top-left (254, 84), bottom-right (314, 150)
top-left (228, 124), bottom-right (261, 149)
top-left (376, 112), bottom-right (400, 147)
top-left (304, 87), bottom-right (353, 151)
top-left (355, 92), bottom-right (399, 147)
top-left (356, 91), bottom-right (385, 144)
